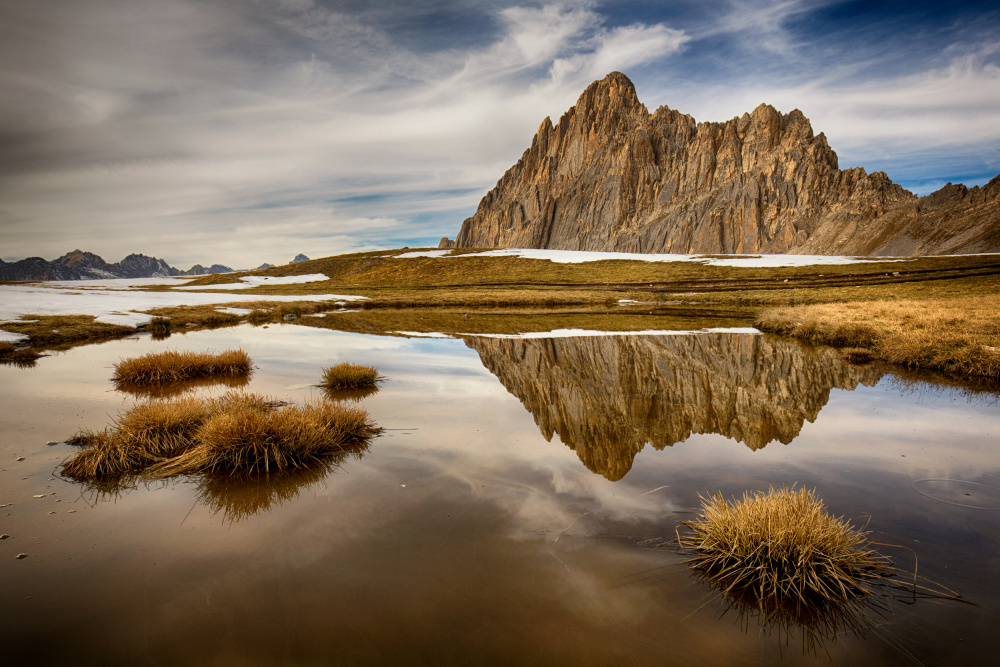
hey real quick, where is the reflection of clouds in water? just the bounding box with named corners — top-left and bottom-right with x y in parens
top-left (545, 464), bottom-right (675, 525)
top-left (793, 380), bottom-right (1000, 482)
top-left (407, 437), bottom-right (678, 540)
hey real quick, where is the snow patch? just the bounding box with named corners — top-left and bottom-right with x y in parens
top-left (174, 274), bottom-right (330, 290)
top-left (394, 250), bottom-right (452, 259)
top-left (0, 330), bottom-right (29, 344)
top-left (42, 276), bottom-right (192, 290)
top-left (393, 248), bottom-right (907, 267)
top-left (393, 331), bottom-right (454, 338)
top-left (466, 327), bottom-right (762, 339)
top-left (0, 282), bottom-right (368, 331)
top-left (392, 327), bottom-right (760, 339)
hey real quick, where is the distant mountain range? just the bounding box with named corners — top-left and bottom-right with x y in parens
top-left (0, 250), bottom-right (316, 282)
top-left (0, 250), bottom-right (234, 282)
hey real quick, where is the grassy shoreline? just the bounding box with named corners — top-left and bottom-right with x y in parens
top-left (756, 296), bottom-right (1000, 382)
top-left (3, 248), bottom-right (999, 384)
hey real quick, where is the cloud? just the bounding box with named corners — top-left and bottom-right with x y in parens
top-left (0, 0), bottom-right (998, 263)
top-left (0, 0), bottom-right (692, 266)
top-left (657, 38), bottom-right (1000, 189)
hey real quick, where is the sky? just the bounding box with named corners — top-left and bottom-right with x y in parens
top-left (1, 0), bottom-right (998, 269)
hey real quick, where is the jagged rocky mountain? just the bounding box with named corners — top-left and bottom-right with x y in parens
top-left (0, 249), bottom-right (233, 281)
top-left (466, 333), bottom-right (882, 480)
top-left (448, 72), bottom-right (1000, 256)
top-left (185, 264), bottom-right (237, 276)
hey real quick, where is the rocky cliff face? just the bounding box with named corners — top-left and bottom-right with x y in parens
top-left (53, 250), bottom-right (118, 278)
top-left (466, 333), bottom-right (882, 480)
top-left (451, 72), bottom-right (999, 256)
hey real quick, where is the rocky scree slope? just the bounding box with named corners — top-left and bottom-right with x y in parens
top-left (450, 72), bottom-right (999, 256)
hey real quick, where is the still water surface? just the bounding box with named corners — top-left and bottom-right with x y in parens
top-left (1, 324), bottom-right (998, 665)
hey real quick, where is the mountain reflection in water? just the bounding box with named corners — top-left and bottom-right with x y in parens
top-left (466, 333), bottom-right (883, 480)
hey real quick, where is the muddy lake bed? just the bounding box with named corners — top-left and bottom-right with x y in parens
top-left (2, 322), bottom-right (999, 665)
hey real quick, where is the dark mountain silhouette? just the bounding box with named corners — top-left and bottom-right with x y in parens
top-left (0, 249), bottom-right (233, 281)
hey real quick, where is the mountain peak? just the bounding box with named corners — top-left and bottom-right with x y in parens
top-left (453, 73), bottom-right (999, 256)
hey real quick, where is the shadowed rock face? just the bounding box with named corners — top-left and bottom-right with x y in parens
top-left (466, 333), bottom-right (883, 480)
top-left (452, 72), bottom-right (1000, 256)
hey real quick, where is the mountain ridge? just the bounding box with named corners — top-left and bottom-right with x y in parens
top-left (448, 72), bottom-right (999, 256)
top-left (0, 250), bottom-right (234, 282)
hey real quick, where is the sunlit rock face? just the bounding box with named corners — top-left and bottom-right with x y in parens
top-left (466, 333), bottom-right (883, 480)
top-left (454, 72), bottom-right (1000, 256)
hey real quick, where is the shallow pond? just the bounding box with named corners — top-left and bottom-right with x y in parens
top-left (1, 324), bottom-right (999, 665)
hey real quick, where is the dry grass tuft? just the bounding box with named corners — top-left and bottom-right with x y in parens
top-left (677, 487), bottom-right (892, 614)
top-left (319, 362), bottom-right (383, 389)
top-left (247, 309), bottom-right (272, 325)
top-left (756, 295), bottom-right (1000, 382)
top-left (676, 486), bottom-right (896, 650)
top-left (154, 401), bottom-right (377, 475)
top-left (149, 317), bottom-right (171, 336)
top-left (675, 486), bottom-right (967, 653)
top-left (60, 430), bottom-right (152, 480)
top-left (112, 349), bottom-right (253, 385)
top-left (60, 392), bottom-right (380, 481)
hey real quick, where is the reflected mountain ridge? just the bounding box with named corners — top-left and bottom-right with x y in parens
top-left (466, 333), bottom-right (884, 480)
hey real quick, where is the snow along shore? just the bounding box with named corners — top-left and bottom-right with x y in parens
top-left (393, 248), bottom-right (908, 267)
top-left (173, 274), bottom-right (331, 290)
top-left (0, 277), bottom-right (366, 330)
top-left (392, 327), bottom-right (761, 339)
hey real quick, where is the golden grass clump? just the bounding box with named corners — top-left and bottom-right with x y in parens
top-left (60, 392), bottom-right (379, 481)
top-left (112, 348), bottom-right (253, 385)
top-left (319, 362), bottom-right (383, 390)
top-left (677, 488), bottom-right (893, 618)
top-left (675, 487), bottom-right (969, 653)
top-left (61, 396), bottom-right (213, 479)
top-left (247, 309), bottom-right (272, 325)
top-left (149, 317), bottom-right (171, 336)
top-left (153, 400), bottom-right (377, 475)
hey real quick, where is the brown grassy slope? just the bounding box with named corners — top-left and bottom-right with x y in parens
top-left (175, 249), bottom-right (999, 293)
top-left (296, 305), bottom-right (750, 337)
top-left (756, 296), bottom-right (1000, 381)
top-left (168, 251), bottom-right (1000, 310)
